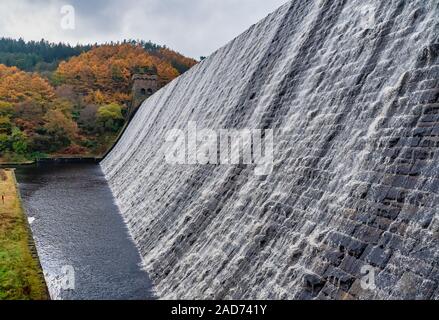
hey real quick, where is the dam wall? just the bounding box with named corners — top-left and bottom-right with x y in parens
top-left (102, 0), bottom-right (439, 299)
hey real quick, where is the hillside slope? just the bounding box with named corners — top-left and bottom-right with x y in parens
top-left (0, 43), bottom-right (197, 162)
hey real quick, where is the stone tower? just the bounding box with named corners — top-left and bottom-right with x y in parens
top-left (131, 73), bottom-right (159, 115)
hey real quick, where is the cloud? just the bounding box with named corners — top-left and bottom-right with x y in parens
top-left (0, 0), bottom-right (288, 58)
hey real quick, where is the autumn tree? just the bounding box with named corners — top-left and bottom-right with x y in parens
top-left (55, 44), bottom-right (186, 105)
top-left (0, 40), bottom-right (197, 161)
top-left (0, 65), bottom-right (55, 106)
top-left (0, 101), bottom-right (14, 134)
top-left (97, 103), bottom-right (124, 132)
top-left (0, 133), bottom-right (8, 152)
top-left (10, 127), bottom-right (28, 154)
top-left (44, 109), bottom-right (78, 140)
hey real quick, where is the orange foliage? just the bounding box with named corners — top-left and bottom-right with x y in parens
top-left (0, 44), bottom-right (197, 159)
top-left (157, 48), bottom-right (198, 71)
top-left (59, 144), bottom-right (88, 155)
top-left (55, 44), bottom-right (183, 105)
top-left (0, 64), bottom-right (55, 105)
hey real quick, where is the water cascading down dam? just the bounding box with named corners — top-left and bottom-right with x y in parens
top-left (102, 0), bottom-right (439, 299)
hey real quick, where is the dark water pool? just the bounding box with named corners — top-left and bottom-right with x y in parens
top-left (15, 163), bottom-right (154, 300)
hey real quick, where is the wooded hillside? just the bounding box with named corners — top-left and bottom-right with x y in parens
top-left (0, 40), bottom-right (197, 163)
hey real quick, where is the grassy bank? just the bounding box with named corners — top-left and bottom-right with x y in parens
top-left (0, 169), bottom-right (48, 300)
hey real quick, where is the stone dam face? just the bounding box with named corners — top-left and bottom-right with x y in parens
top-left (102, 0), bottom-right (439, 299)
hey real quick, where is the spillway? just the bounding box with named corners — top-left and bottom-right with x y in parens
top-left (102, 0), bottom-right (439, 299)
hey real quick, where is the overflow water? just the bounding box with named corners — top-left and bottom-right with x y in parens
top-left (102, 0), bottom-right (439, 299)
top-left (15, 163), bottom-right (154, 300)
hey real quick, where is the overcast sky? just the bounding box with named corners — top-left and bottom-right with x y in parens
top-left (0, 0), bottom-right (288, 59)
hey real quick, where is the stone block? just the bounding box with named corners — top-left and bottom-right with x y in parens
top-left (360, 245), bottom-right (393, 269)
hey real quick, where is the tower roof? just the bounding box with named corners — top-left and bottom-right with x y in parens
top-left (132, 73), bottom-right (158, 81)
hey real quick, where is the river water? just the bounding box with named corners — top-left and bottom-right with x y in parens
top-left (15, 163), bottom-right (154, 300)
